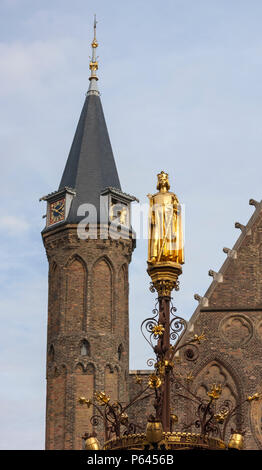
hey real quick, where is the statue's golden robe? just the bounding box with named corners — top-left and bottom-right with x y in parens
top-left (148, 190), bottom-right (184, 265)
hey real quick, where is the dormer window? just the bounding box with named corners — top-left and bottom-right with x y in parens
top-left (100, 187), bottom-right (139, 230)
top-left (110, 198), bottom-right (129, 226)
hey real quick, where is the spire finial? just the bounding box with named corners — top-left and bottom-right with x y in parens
top-left (89, 14), bottom-right (99, 81)
top-left (87, 15), bottom-right (100, 96)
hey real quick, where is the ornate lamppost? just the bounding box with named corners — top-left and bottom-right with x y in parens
top-left (79, 172), bottom-right (262, 451)
top-left (146, 171), bottom-right (184, 432)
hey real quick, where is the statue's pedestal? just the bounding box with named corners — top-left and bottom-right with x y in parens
top-left (147, 261), bottom-right (182, 296)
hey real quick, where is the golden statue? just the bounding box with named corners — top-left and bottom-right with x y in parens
top-left (119, 205), bottom-right (128, 226)
top-left (147, 171), bottom-right (184, 265)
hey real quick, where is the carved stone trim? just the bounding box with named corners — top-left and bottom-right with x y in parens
top-left (219, 314), bottom-right (253, 348)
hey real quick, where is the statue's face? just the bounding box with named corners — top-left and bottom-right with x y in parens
top-left (158, 172), bottom-right (168, 188)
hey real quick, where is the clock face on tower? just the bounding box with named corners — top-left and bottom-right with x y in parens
top-left (49, 198), bottom-right (65, 225)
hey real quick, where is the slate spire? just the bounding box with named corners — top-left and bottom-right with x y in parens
top-left (59, 16), bottom-right (121, 223)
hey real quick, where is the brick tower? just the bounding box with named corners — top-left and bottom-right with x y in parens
top-left (41, 20), bottom-right (136, 449)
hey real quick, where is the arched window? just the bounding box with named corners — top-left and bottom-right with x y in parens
top-left (48, 344), bottom-right (55, 362)
top-left (66, 257), bottom-right (86, 331)
top-left (118, 265), bottom-right (127, 337)
top-left (80, 340), bottom-right (90, 356)
top-left (93, 258), bottom-right (112, 330)
top-left (118, 344), bottom-right (123, 361)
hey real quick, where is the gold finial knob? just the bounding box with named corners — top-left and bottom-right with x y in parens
top-left (146, 419), bottom-right (163, 444)
top-left (228, 432), bottom-right (244, 450)
top-left (84, 435), bottom-right (100, 450)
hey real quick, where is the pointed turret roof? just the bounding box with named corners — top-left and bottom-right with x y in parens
top-left (59, 16), bottom-right (121, 223)
top-left (59, 92), bottom-right (121, 223)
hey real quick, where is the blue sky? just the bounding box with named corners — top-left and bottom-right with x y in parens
top-left (1, 0), bottom-right (262, 449)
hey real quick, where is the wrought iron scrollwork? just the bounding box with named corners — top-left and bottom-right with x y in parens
top-left (169, 303), bottom-right (187, 346)
top-left (140, 303), bottom-right (159, 351)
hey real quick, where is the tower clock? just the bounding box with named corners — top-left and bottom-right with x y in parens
top-left (40, 187), bottom-right (76, 228)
